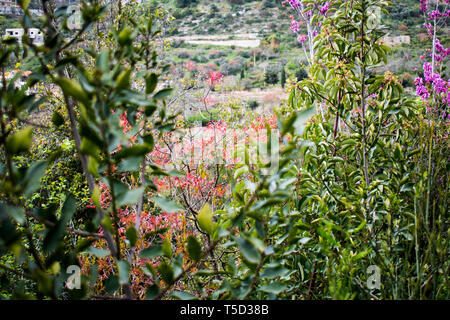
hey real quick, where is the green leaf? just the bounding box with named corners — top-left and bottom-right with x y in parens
top-left (43, 194), bottom-right (76, 253)
top-left (22, 160), bottom-right (47, 197)
top-left (51, 111), bottom-right (65, 127)
top-left (0, 203), bottom-right (25, 224)
top-left (167, 169), bottom-right (184, 177)
top-left (151, 197), bottom-right (183, 213)
top-left (144, 105), bottom-right (157, 117)
top-left (143, 134), bottom-right (155, 151)
top-left (101, 216), bottom-right (114, 234)
top-left (186, 236), bottom-right (202, 262)
top-left (116, 187), bottom-right (144, 207)
top-left (197, 203), bottom-right (216, 235)
top-left (118, 27), bottom-right (133, 47)
top-left (235, 236), bottom-right (261, 265)
top-left (233, 166), bottom-right (249, 180)
top-left (145, 73), bottom-right (158, 94)
top-left (87, 157), bottom-right (99, 176)
top-left (96, 50), bottom-right (109, 73)
top-left (117, 260), bottom-right (130, 285)
top-left (105, 275), bottom-right (119, 293)
top-left (84, 247), bottom-right (110, 257)
top-left (20, 0), bottom-right (30, 10)
top-left (258, 282), bottom-right (288, 295)
top-left (140, 245), bottom-right (163, 259)
top-left (55, 78), bottom-right (89, 106)
top-left (114, 145), bottom-right (153, 160)
top-left (281, 112), bottom-right (297, 136)
top-left (294, 106), bottom-right (316, 136)
top-left (162, 238), bottom-right (173, 257)
top-left (153, 88), bottom-right (173, 100)
top-left (116, 69), bottom-right (131, 91)
top-left (157, 262), bottom-right (174, 285)
top-left (261, 266), bottom-right (289, 279)
top-left (80, 138), bottom-right (100, 158)
top-left (92, 186), bottom-right (101, 207)
top-left (145, 284), bottom-right (160, 300)
top-left (126, 226), bottom-right (138, 247)
top-left (6, 127), bottom-right (32, 155)
top-left (170, 291), bottom-right (198, 300)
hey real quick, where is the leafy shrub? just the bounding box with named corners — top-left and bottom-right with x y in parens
top-left (247, 100), bottom-right (259, 110)
top-left (264, 68), bottom-right (279, 85)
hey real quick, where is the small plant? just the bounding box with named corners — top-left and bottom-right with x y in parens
top-left (247, 100), bottom-right (259, 110)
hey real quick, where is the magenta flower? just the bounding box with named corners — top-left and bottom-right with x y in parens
top-left (286, 0), bottom-right (301, 9)
top-left (423, 62), bottom-right (432, 82)
top-left (297, 34), bottom-right (307, 43)
top-left (320, 2), bottom-right (330, 15)
top-left (416, 83), bottom-right (430, 100)
top-left (290, 20), bottom-right (300, 33)
top-left (420, 0), bottom-right (428, 12)
top-left (424, 22), bottom-right (432, 35)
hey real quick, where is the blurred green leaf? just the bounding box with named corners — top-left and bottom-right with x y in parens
top-left (43, 194), bottom-right (76, 253)
top-left (117, 260), bottom-right (130, 285)
top-left (197, 203), bottom-right (216, 235)
top-left (151, 197), bottom-right (183, 213)
top-left (235, 236), bottom-right (261, 265)
top-left (6, 127), bottom-right (32, 155)
top-left (186, 236), bottom-right (202, 262)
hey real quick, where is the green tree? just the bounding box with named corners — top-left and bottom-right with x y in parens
top-left (264, 68), bottom-right (279, 85)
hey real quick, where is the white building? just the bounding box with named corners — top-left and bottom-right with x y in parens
top-left (4, 28), bottom-right (44, 45)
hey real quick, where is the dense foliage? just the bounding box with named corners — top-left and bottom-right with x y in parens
top-left (0, 0), bottom-right (448, 300)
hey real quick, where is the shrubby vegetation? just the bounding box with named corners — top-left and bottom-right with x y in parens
top-left (0, 0), bottom-right (448, 300)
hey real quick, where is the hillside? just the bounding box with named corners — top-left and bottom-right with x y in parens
top-left (147, 0), bottom-right (449, 99)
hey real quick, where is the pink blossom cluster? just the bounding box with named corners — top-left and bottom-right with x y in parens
top-left (422, 0), bottom-right (450, 12)
top-left (433, 39), bottom-right (450, 62)
top-left (320, 2), bottom-right (330, 16)
top-left (420, 0), bottom-right (428, 12)
top-left (282, 0), bottom-right (329, 45)
top-left (427, 9), bottom-right (450, 21)
top-left (414, 77), bottom-right (430, 100)
top-left (415, 0), bottom-right (450, 107)
top-left (297, 34), bottom-right (307, 43)
top-left (415, 64), bottom-right (449, 105)
top-left (207, 70), bottom-right (223, 87)
top-left (290, 20), bottom-right (300, 33)
top-left (285, 0), bottom-right (301, 9)
top-left (423, 22), bottom-right (432, 35)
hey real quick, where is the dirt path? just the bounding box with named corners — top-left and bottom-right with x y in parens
top-left (170, 34), bottom-right (261, 48)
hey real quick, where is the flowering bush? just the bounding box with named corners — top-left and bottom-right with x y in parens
top-left (414, 0), bottom-right (450, 114)
top-left (283, 0), bottom-right (330, 64)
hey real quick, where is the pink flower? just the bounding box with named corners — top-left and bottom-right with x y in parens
top-left (290, 20), bottom-right (300, 33)
top-left (297, 34), bottom-right (307, 43)
top-left (420, 0), bottom-right (428, 12)
top-left (207, 71), bottom-right (223, 87)
top-left (423, 22), bottom-right (432, 35)
top-left (320, 2), bottom-right (329, 15)
top-left (186, 61), bottom-right (196, 72)
top-left (283, 0), bottom-right (301, 9)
